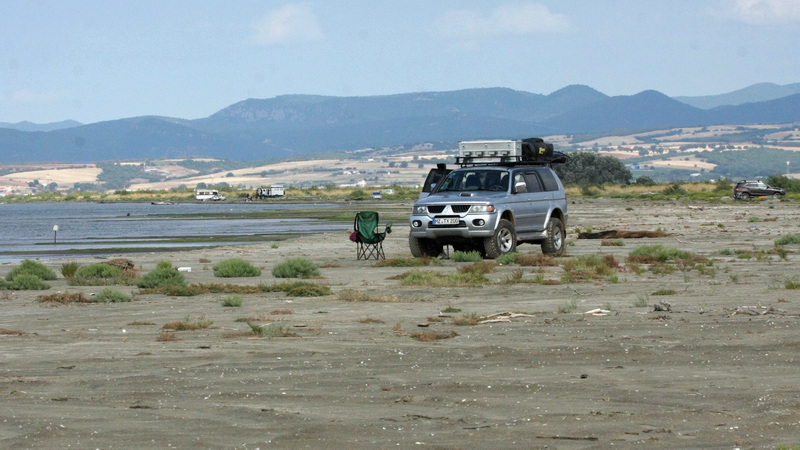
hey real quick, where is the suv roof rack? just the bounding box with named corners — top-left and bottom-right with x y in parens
top-left (456, 138), bottom-right (567, 167)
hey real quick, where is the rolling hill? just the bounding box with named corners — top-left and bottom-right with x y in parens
top-left (1, 84), bottom-right (799, 163)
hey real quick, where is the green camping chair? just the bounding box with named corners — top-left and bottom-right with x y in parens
top-left (354, 211), bottom-right (392, 260)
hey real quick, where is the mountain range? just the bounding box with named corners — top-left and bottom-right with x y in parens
top-left (1, 82), bottom-right (799, 163)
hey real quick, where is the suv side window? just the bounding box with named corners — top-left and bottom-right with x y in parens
top-left (522, 171), bottom-right (543, 193)
top-left (536, 168), bottom-right (560, 192)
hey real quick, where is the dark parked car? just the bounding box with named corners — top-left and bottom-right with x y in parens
top-left (733, 180), bottom-right (786, 199)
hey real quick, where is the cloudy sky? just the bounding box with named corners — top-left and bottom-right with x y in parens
top-left (2, 0), bottom-right (799, 124)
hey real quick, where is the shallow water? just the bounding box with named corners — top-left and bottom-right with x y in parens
top-left (0, 201), bottom-right (347, 262)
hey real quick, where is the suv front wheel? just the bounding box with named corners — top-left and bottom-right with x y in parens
top-left (483, 219), bottom-right (516, 259)
top-left (541, 217), bottom-right (565, 256)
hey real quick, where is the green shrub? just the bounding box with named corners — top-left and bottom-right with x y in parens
top-left (213, 258), bottom-right (261, 277)
top-left (8, 273), bottom-right (50, 290)
top-left (61, 261), bottom-right (80, 278)
top-left (76, 263), bottom-right (123, 279)
top-left (271, 258), bottom-right (320, 278)
top-left (451, 250), bottom-right (483, 262)
top-left (775, 234), bottom-right (800, 247)
top-left (285, 283), bottom-right (332, 297)
top-left (6, 260), bottom-right (57, 281)
top-left (136, 262), bottom-right (186, 289)
top-left (67, 262), bottom-right (136, 286)
top-left (496, 252), bottom-right (520, 265)
top-left (222, 295), bottom-right (244, 307)
top-left (662, 183), bottom-right (688, 196)
top-left (259, 280), bottom-right (331, 297)
top-left (94, 288), bottom-right (132, 303)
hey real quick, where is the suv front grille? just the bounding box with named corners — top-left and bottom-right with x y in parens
top-left (425, 205), bottom-right (471, 214)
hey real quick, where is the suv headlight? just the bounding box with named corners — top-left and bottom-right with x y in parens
top-left (470, 205), bottom-right (496, 213)
top-left (413, 205), bottom-right (427, 214)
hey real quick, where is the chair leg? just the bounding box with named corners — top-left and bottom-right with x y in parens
top-left (357, 242), bottom-right (385, 260)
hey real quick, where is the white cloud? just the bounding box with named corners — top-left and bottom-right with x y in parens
top-left (718, 0), bottom-right (800, 24)
top-left (436, 2), bottom-right (570, 39)
top-left (252, 4), bottom-right (324, 45)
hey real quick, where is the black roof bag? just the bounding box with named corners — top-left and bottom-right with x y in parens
top-left (522, 137), bottom-right (554, 160)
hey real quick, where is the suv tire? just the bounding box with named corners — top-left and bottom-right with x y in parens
top-left (541, 217), bottom-right (565, 256)
top-left (409, 236), bottom-right (443, 258)
top-left (483, 219), bottom-right (516, 259)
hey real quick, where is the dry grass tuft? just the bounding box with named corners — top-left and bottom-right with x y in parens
top-left (36, 292), bottom-right (92, 305)
top-left (270, 309), bottom-right (294, 315)
top-left (162, 316), bottom-right (213, 331)
top-left (410, 330), bottom-right (459, 342)
top-left (516, 254), bottom-right (558, 266)
top-left (359, 317), bottom-right (385, 324)
top-left (156, 331), bottom-right (179, 342)
top-left (452, 313), bottom-right (481, 326)
top-left (0, 328), bottom-right (26, 335)
top-left (337, 288), bottom-right (417, 302)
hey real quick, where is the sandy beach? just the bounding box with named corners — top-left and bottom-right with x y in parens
top-left (2, 197), bottom-right (799, 448)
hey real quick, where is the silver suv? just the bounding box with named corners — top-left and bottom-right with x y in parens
top-left (409, 139), bottom-right (568, 259)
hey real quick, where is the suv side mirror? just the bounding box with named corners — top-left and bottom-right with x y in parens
top-left (514, 181), bottom-right (527, 193)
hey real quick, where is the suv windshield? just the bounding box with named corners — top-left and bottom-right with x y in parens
top-left (436, 169), bottom-right (509, 192)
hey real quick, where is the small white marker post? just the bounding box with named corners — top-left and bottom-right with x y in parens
top-left (53, 225), bottom-right (59, 244)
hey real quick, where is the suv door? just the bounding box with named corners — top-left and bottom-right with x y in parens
top-left (507, 169), bottom-right (550, 234)
top-left (419, 164), bottom-right (451, 199)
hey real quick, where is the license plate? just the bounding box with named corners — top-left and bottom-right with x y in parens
top-left (433, 217), bottom-right (459, 225)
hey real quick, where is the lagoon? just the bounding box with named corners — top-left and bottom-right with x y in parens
top-left (0, 201), bottom-right (348, 262)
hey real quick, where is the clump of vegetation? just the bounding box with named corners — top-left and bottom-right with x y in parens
top-left (221, 295), bottom-right (244, 307)
top-left (627, 244), bottom-right (707, 265)
top-left (558, 298), bottom-right (579, 313)
top-left (410, 330), bottom-right (459, 342)
top-left (775, 234), bottom-right (800, 247)
top-left (260, 280), bottom-right (332, 297)
top-left (213, 258), bottom-right (261, 277)
top-left (239, 322), bottom-right (297, 338)
top-left (162, 316), bottom-right (213, 331)
top-left (451, 250), bottom-right (483, 262)
top-left (359, 317), bottom-right (384, 324)
top-left (496, 252), bottom-right (520, 265)
top-left (662, 183), bottom-right (688, 196)
top-left (93, 288), bottom-right (132, 303)
top-left (68, 263), bottom-right (131, 286)
top-left (785, 277), bottom-right (800, 290)
top-left (652, 288), bottom-right (676, 296)
top-left (516, 253), bottom-right (558, 267)
top-left (3, 274), bottom-right (51, 290)
top-left (60, 261), bottom-right (80, 278)
top-left (37, 291), bottom-right (92, 304)
top-left (634, 294), bottom-right (649, 307)
top-left (271, 258), bottom-right (320, 278)
top-left (561, 254), bottom-right (618, 282)
top-left (136, 261), bottom-right (186, 289)
top-left (6, 260), bottom-right (57, 282)
top-left (453, 312), bottom-right (481, 326)
top-left (395, 262), bottom-right (495, 287)
top-left (373, 257), bottom-right (435, 267)
top-left (337, 289), bottom-right (411, 302)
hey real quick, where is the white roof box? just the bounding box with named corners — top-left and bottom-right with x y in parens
top-left (458, 140), bottom-right (522, 158)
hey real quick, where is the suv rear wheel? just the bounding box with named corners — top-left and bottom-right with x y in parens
top-left (409, 236), bottom-right (443, 258)
top-left (541, 217), bottom-right (565, 256)
top-left (483, 219), bottom-right (516, 259)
